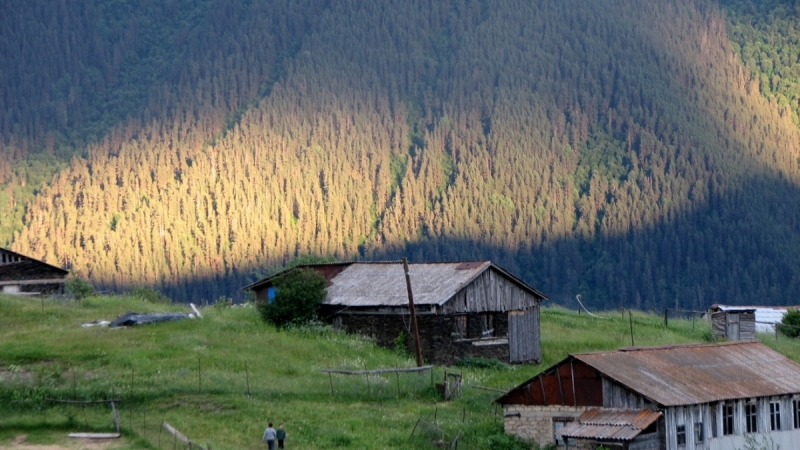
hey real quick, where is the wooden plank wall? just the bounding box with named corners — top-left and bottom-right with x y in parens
top-left (711, 311), bottom-right (756, 341)
top-left (443, 268), bottom-right (541, 314)
top-left (499, 359), bottom-right (603, 407)
top-left (509, 307), bottom-right (541, 363)
top-left (602, 378), bottom-right (658, 410)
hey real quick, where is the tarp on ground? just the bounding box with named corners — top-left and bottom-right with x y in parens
top-left (109, 311), bottom-right (192, 327)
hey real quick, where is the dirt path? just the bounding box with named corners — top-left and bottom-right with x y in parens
top-left (0, 435), bottom-right (126, 450)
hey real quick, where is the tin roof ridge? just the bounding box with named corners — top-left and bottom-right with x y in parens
top-left (574, 340), bottom-right (755, 356)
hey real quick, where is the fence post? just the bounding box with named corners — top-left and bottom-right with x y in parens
top-left (365, 364), bottom-right (370, 397)
top-left (629, 311), bottom-right (635, 346)
top-left (198, 357), bottom-right (202, 394)
top-left (245, 361), bottom-right (250, 395)
top-left (664, 308), bottom-right (668, 328)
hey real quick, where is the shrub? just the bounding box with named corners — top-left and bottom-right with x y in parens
top-left (129, 286), bottom-right (171, 304)
top-left (395, 331), bottom-right (410, 357)
top-left (257, 268), bottom-right (327, 327)
top-left (454, 356), bottom-right (509, 370)
top-left (779, 309), bottom-right (800, 338)
top-left (65, 276), bottom-right (94, 300)
top-left (483, 432), bottom-right (532, 450)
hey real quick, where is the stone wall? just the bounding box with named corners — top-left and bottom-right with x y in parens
top-left (330, 312), bottom-right (512, 365)
top-left (503, 405), bottom-right (586, 448)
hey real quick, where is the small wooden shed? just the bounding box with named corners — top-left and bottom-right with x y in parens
top-left (0, 248), bottom-right (69, 296)
top-left (710, 308), bottom-right (755, 341)
top-left (244, 261), bottom-right (546, 365)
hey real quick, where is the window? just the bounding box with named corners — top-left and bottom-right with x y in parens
top-left (452, 315), bottom-right (467, 338)
top-left (770, 401), bottom-right (781, 431)
top-left (794, 399), bottom-right (800, 429)
top-left (694, 422), bottom-right (704, 443)
top-left (676, 425), bottom-right (686, 446)
top-left (553, 418), bottom-right (576, 446)
top-left (267, 287), bottom-right (277, 304)
top-left (480, 314), bottom-right (494, 337)
top-left (746, 402), bottom-right (758, 433)
top-left (723, 402), bottom-right (735, 435)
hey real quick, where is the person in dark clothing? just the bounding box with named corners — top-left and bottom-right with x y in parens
top-left (277, 423), bottom-right (287, 449)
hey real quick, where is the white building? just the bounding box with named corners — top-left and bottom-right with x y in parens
top-left (498, 342), bottom-right (800, 449)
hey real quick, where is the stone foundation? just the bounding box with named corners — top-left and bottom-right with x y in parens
top-left (325, 311), bottom-right (512, 365)
top-left (503, 405), bottom-right (586, 448)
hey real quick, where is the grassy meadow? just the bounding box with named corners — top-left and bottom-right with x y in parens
top-left (1, 294), bottom-right (790, 449)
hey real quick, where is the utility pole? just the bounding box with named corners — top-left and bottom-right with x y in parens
top-left (403, 257), bottom-right (424, 367)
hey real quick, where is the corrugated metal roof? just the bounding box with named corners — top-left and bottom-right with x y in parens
top-left (558, 408), bottom-right (661, 441)
top-left (324, 261), bottom-right (493, 307)
top-left (574, 342), bottom-right (800, 406)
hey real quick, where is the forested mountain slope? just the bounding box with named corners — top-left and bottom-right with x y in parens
top-left (3, 0), bottom-right (800, 308)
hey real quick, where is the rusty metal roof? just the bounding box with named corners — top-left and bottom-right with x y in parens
top-left (559, 408), bottom-right (661, 441)
top-left (324, 261), bottom-right (545, 307)
top-left (574, 341), bottom-right (800, 406)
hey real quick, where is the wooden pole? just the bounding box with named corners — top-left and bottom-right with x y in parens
top-left (403, 257), bottom-right (423, 367)
top-left (629, 311), bottom-right (635, 346)
top-left (245, 361), bottom-right (250, 395)
top-left (664, 308), bottom-right (668, 328)
top-left (130, 368), bottom-right (134, 431)
top-left (365, 363), bottom-right (370, 396)
top-left (396, 364), bottom-right (400, 397)
top-left (198, 357), bottom-right (201, 394)
top-left (73, 371), bottom-right (77, 400)
top-left (328, 372), bottom-right (334, 395)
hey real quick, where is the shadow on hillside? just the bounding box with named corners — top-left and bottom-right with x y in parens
top-left (144, 171), bottom-right (800, 312)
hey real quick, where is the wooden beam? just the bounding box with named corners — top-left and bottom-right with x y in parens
top-left (539, 374), bottom-right (547, 404)
top-left (321, 365), bottom-right (433, 376)
top-left (68, 433), bottom-right (120, 439)
top-left (570, 359), bottom-right (577, 407)
top-left (403, 257), bottom-right (424, 367)
top-left (556, 366), bottom-right (565, 406)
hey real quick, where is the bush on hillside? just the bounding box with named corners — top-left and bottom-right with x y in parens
top-left (129, 286), bottom-right (171, 304)
top-left (65, 276), bottom-right (94, 300)
top-left (257, 268), bottom-right (327, 328)
top-left (779, 309), bottom-right (800, 338)
top-left (483, 433), bottom-right (536, 450)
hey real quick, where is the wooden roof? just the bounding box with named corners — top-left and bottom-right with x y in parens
top-left (0, 248), bottom-right (69, 276)
top-left (244, 260), bottom-right (546, 309)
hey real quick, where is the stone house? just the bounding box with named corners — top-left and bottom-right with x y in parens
top-left (244, 261), bottom-right (546, 365)
top-left (0, 248), bottom-right (69, 296)
top-left (496, 341), bottom-right (800, 449)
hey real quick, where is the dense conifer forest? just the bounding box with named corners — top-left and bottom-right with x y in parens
top-left (2, 0), bottom-right (800, 308)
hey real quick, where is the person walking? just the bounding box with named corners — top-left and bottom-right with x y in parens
top-left (276, 423), bottom-right (287, 449)
top-left (262, 422), bottom-right (277, 450)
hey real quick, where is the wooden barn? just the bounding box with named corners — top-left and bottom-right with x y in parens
top-left (0, 248), bottom-right (69, 296)
top-left (497, 341), bottom-right (800, 450)
top-left (244, 261), bottom-right (546, 365)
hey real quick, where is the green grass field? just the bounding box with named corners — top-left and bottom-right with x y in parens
top-left (0, 294), bottom-right (791, 449)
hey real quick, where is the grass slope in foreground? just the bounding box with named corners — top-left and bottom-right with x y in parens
top-left (0, 294), bottom-right (770, 449)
